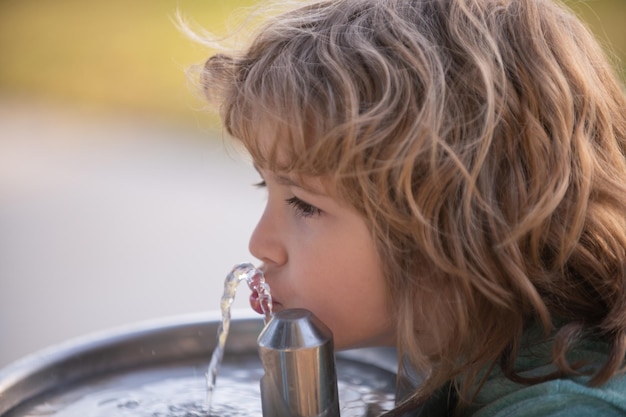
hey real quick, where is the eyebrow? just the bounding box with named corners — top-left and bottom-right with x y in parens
top-left (254, 164), bottom-right (325, 196)
top-left (275, 174), bottom-right (302, 187)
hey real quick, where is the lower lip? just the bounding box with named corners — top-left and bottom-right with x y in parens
top-left (249, 291), bottom-right (278, 315)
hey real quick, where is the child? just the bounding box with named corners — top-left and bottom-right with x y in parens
top-left (196, 0), bottom-right (626, 415)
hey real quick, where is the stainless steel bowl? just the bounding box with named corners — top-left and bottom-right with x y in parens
top-left (0, 311), bottom-right (397, 416)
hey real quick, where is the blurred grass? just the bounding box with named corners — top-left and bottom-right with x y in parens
top-left (0, 0), bottom-right (258, 127)
top-left (566, 0), bottom-right (626, 78)
top-left (0, 0), bottom-right (624, 128)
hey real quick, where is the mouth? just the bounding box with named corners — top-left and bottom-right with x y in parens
top-left (249, 289), bottom-right (280, 315)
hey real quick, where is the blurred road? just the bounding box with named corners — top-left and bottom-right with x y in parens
top-left (0, 99), bottom-right (264, 368)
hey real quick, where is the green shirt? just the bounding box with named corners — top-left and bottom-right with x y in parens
top-left (416, 331), bottom-right (626, 416)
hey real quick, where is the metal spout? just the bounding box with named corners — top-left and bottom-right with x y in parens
top-left (257, 308), bottom-right (340, 417)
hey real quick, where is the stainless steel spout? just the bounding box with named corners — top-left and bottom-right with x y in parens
top-left (257, 308), bottom-right (340, 417)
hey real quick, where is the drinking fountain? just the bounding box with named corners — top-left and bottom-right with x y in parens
top-left (258, 308), bottom-right (339, 417)
top-left (0, 310), bottom-right (398, 416)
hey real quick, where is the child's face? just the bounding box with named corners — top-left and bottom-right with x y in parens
top-left (249, 165), bottom-right (396, 350)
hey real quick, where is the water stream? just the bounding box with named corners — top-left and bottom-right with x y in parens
top-left (205, 263), bottom-right (272, 413)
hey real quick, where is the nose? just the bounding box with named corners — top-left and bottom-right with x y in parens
top-left (248, 205), bottom-right (287, 266)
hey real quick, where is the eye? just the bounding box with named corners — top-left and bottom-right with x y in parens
top-left (254, 180), bottom-right (266, 188)
top-left (285, 196), bottom-right (322, 218)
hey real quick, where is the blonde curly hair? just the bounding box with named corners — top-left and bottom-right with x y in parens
top-left (197, 0), bottom-right (626, 412)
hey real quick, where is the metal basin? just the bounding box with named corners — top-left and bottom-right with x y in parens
top-left (0, 311), bottom-right (397, 416)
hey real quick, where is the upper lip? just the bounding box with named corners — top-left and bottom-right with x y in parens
top-left (253, 265), bottom-right (282, 307)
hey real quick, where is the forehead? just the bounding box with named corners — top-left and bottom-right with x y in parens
top-left (237, 108), bottom-right (328, 175)
top-left (250, 133), bottom-right (338, 197)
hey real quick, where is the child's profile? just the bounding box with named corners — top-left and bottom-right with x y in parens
top-left (191, 0), bottom-right (626, 415)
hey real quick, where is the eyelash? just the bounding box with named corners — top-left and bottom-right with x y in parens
top-left (285, 196), bottom-right (322, 218)
top-left (253, 180), bottom-right (322, 218)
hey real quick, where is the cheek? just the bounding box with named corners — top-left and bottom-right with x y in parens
top-left (322, 292), bottom-right (394, 349)
top-left (304, 253), bottom-right (393, 348)
top-left (281, 209), bottom-right (394, 347)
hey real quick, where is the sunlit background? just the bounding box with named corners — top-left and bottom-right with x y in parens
top-left (0, 0), bottom-right (625, 368)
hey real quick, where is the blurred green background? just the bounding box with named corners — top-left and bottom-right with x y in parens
top-left (0, 0), bottom-right (259, 128)
top-left (0, 0), bottom-right (624, 128)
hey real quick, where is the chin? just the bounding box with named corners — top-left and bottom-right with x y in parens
top-left (334, 339), bottom-right (372, 351)
top-left (336, 336), bottom-right (397, 352)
